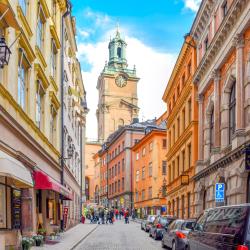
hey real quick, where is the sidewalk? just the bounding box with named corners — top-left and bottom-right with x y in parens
top-left (31, 222), bottom-right (98, 250)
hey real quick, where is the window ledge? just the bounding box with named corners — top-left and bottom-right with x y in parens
top-left (35, 46), bottom-right (47, 68)
top-left (17, 6), bottom-right (33, 37)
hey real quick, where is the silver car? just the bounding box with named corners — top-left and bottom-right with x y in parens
top-left (141, 215), bottom-right (156, 232)
top-left (162, 219), bottom-right (195, 250)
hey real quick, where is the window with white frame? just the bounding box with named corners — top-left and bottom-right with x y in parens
top-left (136, 152), bottom-right (139, 160)
top-left (19, 0), bottom-right (28, 16)
top-left (50, 104), bottom-right (57, 145)
top-left (18, 49), bottom-right (30, 110)
top-left (142, 147), bottom-right (146, 156)
top-left (36, 4), bottom-right (45, 51)
top-left (136, 170), bottom-right (139, 182)
top-left (35, 80), bottom-right (45, 129)
top-left (51, 39), bottom-right (57, 78)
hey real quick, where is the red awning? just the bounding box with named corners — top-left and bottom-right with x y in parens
top-left (34, 171), bottom-right (73, 200)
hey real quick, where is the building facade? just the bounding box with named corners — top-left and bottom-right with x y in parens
top-left (190, 0), bottom-right (250, 217)
top-left (99, 120), bottom-right (156, 209)
top-left (132, 119), bottom-right (167, 218)
top-left (162, 35), bottom-right (198, 219)
top-left (96, 29), bottom-right (139, 142)
top-left (0, 1), bottom-right (86, 248)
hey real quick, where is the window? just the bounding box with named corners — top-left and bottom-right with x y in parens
top-left (188, 99), bottom-right (192, 124)
top-left (168, 165), bottom-right (171, 183)
top-left (188, 144), bottom-right (192, 168)
top-left (162, 161), bottom-right (167, 175)
top-left (173, 125), bottom-right (175, 142)
top-left (136, 170), bottom-right (139, 182)
top-left (222, 1), bottom-right (228, 17)
top-left (182, 74), bottom-right (185, 86)
top-left (36, 80), bottom-right (45, 129)
top-left (188, 61), bottom-right (191, 77)
top-left (122, 141), bottom-right (125, 150)
top-left (172, 161), bottom-right (175, 181)
top-left (52, 0), bottom-right (57, 23)
top-left (177, 197), bottom-right (180, 218)
top-left (162, 139), bottom-right (167, 148)
top-left (177, 84), bottom-right (180, 96)
top-left (115, 165), bottom-right (117, 176)
top-left (204, 36), bottom-right (209, 51)
top-left (187, 192), bottom-right (191, 218)
top-left (142, 147), bottom-right (146, 156)
top-left (108, 169), bottom-right (111, 179)
top-left (118, 162), bottom-right (120, 174)
top-left (118, 180), bottom-right (120, 192)
top-left (117, 47), bottom-right (122, 58)
top-left (50, 104), bottom-right (57, 144)
top-left (229, 82), bottom-right (236, 144)
top-left (136, 152), bottom-right (139, 160)
top-left (115, 182), bottom-right (117, 193)
top-left (19, 0), bottom-right (28, 16)
top-left (112, 167), bottom-right (114, 178)
top-left (36, 4), bottom-right (45, 51)
top-left (177, 117), bottom-right (180, 138)
top-left (182, 150), bottom-right (185, 173)
top-left (18, 49), bottom-right (29, 110)
top-left (122, 178), bottom-right (125, 190)
top-left (118, 146), bottom-right (120, 154)
top-left (135, 192), bottom-right (139, 202)
top-left (112, 183), bottom-right (114, 194)
top-left (177, 156), bottom-right (180, 177)
top-left (51, 39), bottom-right (57, 78)
top-left (134, 139), bottom-right (140, 145)
top-left (142, 167), bottom-right (145, 179)
top-left (148, 162), bottom-right (152, 177)
top-left (115, 148), bottom-right (117, 156)
top-left (194, 212), bottom-right (207, 231)
top-left (210, 107), bottom-right (214, 152)
top-left (122, 158), bottom-right (125, 171)
top-left (148, 187), bottom-right (152, 199)
top-left (181, 195), bottom-right (185, 219)
top-left (182, 108), bottom-right (186, 131)
top-left (142, 189), bottom-right (145, 200)
top-left (149, 141), bottom-right (153, 151)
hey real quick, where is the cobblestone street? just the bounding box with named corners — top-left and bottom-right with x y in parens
top-left (75, 220), bottom-right (161, 250)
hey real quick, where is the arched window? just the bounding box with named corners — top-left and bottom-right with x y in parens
top-left (229, 82), bottom-right (236, 144)
top-left (210, 106), bottom-right (214, 152)
top-left (117, 47), bottom-right (121, 58)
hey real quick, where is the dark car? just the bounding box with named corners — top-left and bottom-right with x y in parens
top-left (162, 219), bottom-right (195, 250)
top-left (141, 215), bottom-right (156, 232)
top-left (149, 215), bottom-right (176, 240)
top-left (188, 204), bottom-right (250, 250)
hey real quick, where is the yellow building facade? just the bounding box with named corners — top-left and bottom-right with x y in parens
top-left (0, 1), bottom-right (86, 248)
top-left (162, 35), bottom-right (198, 219)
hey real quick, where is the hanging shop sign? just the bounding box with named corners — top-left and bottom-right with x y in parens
top-left (181, 175), bottom-right (189, 185)
top-left (12, 189), bottom-right (21, 229)
top-left (0, 184), bottom-right (6, 228)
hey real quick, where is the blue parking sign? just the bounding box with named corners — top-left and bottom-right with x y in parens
top-left (215, 183), bottom-right (225, 202)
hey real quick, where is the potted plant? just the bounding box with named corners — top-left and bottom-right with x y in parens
top-left (22, 237), bottom-right (34, 250)
top-left (37, 228), bottom-right (46, 238)
top-left (33, 235), bottom-right (44, 246)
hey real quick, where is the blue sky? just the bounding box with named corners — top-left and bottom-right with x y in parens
top-left (71, 0), bottom-right (201, 140)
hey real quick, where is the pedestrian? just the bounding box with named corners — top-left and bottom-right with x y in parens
top-left (119, 209), bottom-right (123, 220)
top-left (100, 208), bottom-right (105, 224)
top-left (124, 209), bottom-right (129, 224)
top-left (109, 209), bottom-right (114, 224)
top-left (115, 208), bottom-right (119, 220)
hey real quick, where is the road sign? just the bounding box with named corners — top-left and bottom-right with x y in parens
top-left (215, 183), bottom-right (225, 202)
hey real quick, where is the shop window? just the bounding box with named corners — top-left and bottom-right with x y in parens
top-left (46, 199), bottom-right (56, 225)
top-left (229, 82), bottom-right (236, 144)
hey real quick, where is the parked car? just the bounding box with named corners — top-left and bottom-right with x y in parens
top-left (187, 204), bottom-right (250, 250)
top-left (149, 215), bottom-right (176, 240)
top-left (141, 215), bottom-right (156, 231)
top-left (162, 219), bottom-right (195, 250)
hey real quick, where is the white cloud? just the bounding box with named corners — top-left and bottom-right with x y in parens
top-left (183, 0), bottom-right (201, 12)
top-left (78, 29), bottom-right (90, 38)
top-left (83, 8), bottom-right (111, 28)
top-left (78, 29), bottom-right (176, 140)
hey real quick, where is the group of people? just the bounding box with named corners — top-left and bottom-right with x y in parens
top-left (88, 207), bottom-right (130, 224)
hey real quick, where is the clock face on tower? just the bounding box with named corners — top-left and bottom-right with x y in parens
top-left (115, 75), bottom-right (127, 87)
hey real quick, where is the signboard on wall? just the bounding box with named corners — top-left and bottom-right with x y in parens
top-left (12, 189), bottom-right (21, 229)
top-left (0, 185), bottom-right (6, 228)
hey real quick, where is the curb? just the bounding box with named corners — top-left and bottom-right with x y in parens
top-left (70, 225), bottom-right (98, 250)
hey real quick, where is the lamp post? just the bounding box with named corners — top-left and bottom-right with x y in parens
top-left (0, 37), bottom-right (11, 68)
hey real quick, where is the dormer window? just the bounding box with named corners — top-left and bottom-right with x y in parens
top-left (117, 47), bottom-right (121, 58)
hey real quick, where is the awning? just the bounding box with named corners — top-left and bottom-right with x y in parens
top-left (34, 171), bottom-right (73, 200)
top-left (0, 150), bottom-right (33, 188)
top-left (0, 0), bottom-right (20, 30)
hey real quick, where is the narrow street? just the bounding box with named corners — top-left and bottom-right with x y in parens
top-left (75, 220), bottom-right (161, 250)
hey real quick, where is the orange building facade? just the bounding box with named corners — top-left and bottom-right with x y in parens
top-left (132, 123), bottom-right (167, 218)
top-left (162, 35), bottom-right (198, 219)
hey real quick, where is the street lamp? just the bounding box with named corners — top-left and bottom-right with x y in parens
top-left (0, 37), bottom-right (11, 68)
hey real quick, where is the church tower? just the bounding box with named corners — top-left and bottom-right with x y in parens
top-left (96, 28), bottom-right (139, 142)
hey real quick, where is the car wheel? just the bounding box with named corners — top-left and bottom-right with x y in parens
top-left (172, 241), bottom-right (176, 250)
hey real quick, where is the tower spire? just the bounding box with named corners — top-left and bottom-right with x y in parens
top-left (116, 21), bottom-right (120, 38)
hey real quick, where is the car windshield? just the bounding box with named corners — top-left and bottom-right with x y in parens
top-left (160, 217), bottom-right (174, 226)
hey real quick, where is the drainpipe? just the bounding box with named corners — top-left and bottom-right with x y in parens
top-left (60, 1), bottom-right (71, 230)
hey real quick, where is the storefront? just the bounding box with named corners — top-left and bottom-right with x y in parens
top-left (0, 150), bottom-right (33, 249)
top-left (33, 171), bottom-right (72, 235)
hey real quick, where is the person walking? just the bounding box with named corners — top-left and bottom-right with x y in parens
top-left (100, 208), bottom-right (105, 224)
top-left (109, 209), bottom-right (114, 224)
top-left (124, 209), bottom-right (129, 224)
top-left (115, 209), bottom-right (119, 220)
